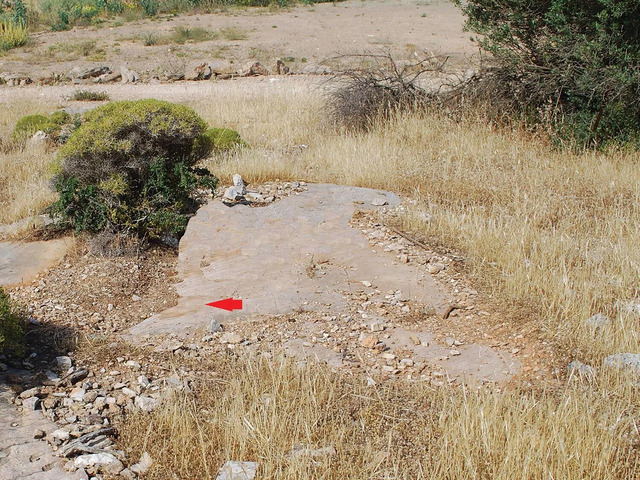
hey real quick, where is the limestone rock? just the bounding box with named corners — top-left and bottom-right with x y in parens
top-left (209, 60), bottom-right (235, 76)
top-left (135, 395), bottom-right (159, 412)
top-left (585, 313), bottom-right (611, 330)
top-left (274, 59), bottom-right (290, 75)
top-left (185, 61), bottom-right (213, 81)
top-left (216, 461), bottom-right (258, 480)
top-left (302, 64), bottom-right (332, 75)
top-left (68, 66), bottom-right (110, 80)
top-left (567, 360), bottom-right (595, 380)
top-left (241, 61), bottom-right (269, 76)
top-left (130, 451), bottom-right (153, 474)
top-left (26, 131), bottom-right (48, 148)
top-left (120, 66), bottom-right (139, 84)
top-left (74, 453), bottom-right (124, 475)
top-left (56, 356), bottom-right (73, 372)
top-left (604, 353), bottom-right (640, 374)
top-left (22, 396), bottom-right (41, 411)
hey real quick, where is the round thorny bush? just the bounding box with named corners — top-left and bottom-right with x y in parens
top-left (49, 99), bottom-right (230, 245)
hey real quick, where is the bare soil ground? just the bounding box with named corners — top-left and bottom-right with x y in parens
top-left (0, 0), bottom-right (475, 80)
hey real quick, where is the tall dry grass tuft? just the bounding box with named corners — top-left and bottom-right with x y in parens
top-left (120, 355), bottom-right (640, 479)
top-left (0, 100), bottom-right (59, 226)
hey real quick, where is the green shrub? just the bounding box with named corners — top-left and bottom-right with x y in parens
top-left (40, 0), bottom-right (104, 30)
top-left (69, 89), bottom-right (110, 101)
top-left (50, 99), bottom-right (218, 243)
top-left (12, 111), bottom-right (75, 143)
top-left (12, 114), bottom-right (51, 142)
top-left (456, 0), bottom-right (640, 148)
top-left (141, 0), bottom-right (158, 16)
top-left (0, 287), bottom-right (24, 356)
top-left (194, 127), bottom-right (246, 155)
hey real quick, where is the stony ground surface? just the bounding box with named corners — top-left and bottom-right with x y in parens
top-left (0, 0), bottom-right (475, 83)
top-left (1, 181), bottom-right (555, 478)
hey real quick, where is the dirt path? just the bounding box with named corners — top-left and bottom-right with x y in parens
top-left (1, 0), bottom-right (475, 80)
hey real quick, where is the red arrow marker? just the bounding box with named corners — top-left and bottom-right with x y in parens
top-left (206, 298), bottom-right (243, 311)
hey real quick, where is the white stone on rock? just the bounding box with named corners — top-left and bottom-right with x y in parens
top-left (22, 397), bottom-right (40, 411)
top-left (371, 195), bottom-right (388, 206)
top-left (51, 428), bottom-right (71, 441)
top-left (19, 387), bottom-right (41, 399)
top-left (69, 388), bottom-right (86, 402)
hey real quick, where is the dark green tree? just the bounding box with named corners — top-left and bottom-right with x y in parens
top-left (457, 0), bottom-right (640, 147)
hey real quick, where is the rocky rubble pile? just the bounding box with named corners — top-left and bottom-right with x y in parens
top-left (4, 352), bottom-right (163, 478)
top-left (0, 57), bottom-right (331, 87)
top-left (221, 174), bottom-right (308, 205)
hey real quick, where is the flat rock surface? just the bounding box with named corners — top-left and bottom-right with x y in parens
top-left (130, 184), bottom-right (451, 337)
top-left (0, 238), bottom-right (74, 287)
top-left (129, 183), bottom-right (520, 384)
top-left (0, 375), bottom-right (85, 480)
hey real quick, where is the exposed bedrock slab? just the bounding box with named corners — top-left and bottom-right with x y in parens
top-left (0, 238), bottom-right (74, 287)
top-left (130, 184), bottom-right (452, 338)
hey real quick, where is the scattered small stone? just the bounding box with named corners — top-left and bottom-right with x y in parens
top-left (130, 451), bottom-right (153, 474)
top-left (22, 396), bottom-right (41, 411)
top-left (567, 360), bottom-right (595, 381)
top-left (603, 353), bottom-right (640, 375)
top-left (216, 461), bottom-right (258, 480)
top-left (449, 350), bottom-right (461, 356)
top-left (585, 313), bottom-right (611, 330)
top-left (207, 319), bottom-right (223, 333)
top-left (34, 428), bottom-right (46, 439)
top-left (361, 335), bottom-right (378, 348)
top-left (56, 356), bottom-right (73, 371)
top-left (74, 452), bottom-right (124, 476)
top-left (131, 295), bottom-right (142, 302)
top-left (361, 281), bottom-right (372, 288)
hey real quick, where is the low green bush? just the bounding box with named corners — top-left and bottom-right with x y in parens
top-left (69, 89), bottom-right (110, 101)
top-left (50, 99), bottom-right (219, 243)
top-left (12, 111), bottom-right (75, 143)
top-left (0, 287), bottom-right (25, 356)
top-left (194, 127), bottom-right (246, 155)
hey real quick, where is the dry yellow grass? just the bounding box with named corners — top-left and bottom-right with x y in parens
top-left (2, 86), bottom-right (640, 478)
top-left (0, 100), bottom-right (59, 226)
top-left (120, 355), bottom-right (640, 479)
top-left (190, 89), bottom-right (640, 363)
